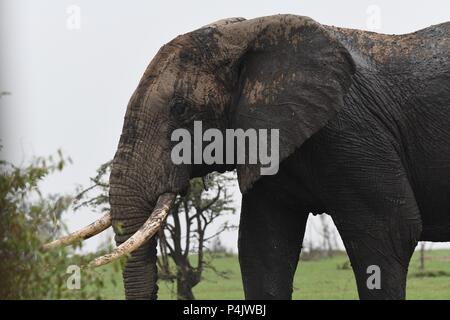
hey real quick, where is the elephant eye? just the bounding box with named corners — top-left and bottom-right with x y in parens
top-left (172, 102), bottom-right (187, 116)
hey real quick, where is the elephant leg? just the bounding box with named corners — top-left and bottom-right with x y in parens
top-left (337, 219), bottom-right (421, 300)
top-left (238, 182), bottom-right (308, 300)
top-left (302, 124), bottom-right (423, 299)
top-left (332, 182), bottom-right (422, 300)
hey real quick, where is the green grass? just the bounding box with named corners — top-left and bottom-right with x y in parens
top-left (95, 250), bottom-right (450, 300)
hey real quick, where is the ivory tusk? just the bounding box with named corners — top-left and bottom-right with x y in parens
top-left (42, 213), bottom-right (112, 251)
top-left (87, 193), bottom-right (176, 268)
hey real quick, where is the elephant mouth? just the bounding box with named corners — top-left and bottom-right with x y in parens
top-left (42, 192), bottom-right (177, 268)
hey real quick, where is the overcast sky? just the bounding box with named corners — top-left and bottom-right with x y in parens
top-left (1, 0), bottom-right (450, 252)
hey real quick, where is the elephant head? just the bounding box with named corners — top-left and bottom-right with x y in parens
top-left (45, 14), bottom-right (355, 299)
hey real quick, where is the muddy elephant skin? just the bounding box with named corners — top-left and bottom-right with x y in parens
top-left (108, 14), bottom-right (450, 300)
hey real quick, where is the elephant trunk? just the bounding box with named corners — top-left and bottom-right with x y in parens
top-left (108, 152), bottom-right (160, 299)
top-left (107, 124), bottom-right (188, 299)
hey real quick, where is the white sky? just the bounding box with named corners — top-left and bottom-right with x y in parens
top-left (1, 0), bottom-right (450, 252)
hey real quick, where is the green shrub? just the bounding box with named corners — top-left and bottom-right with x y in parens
top-left (0, 148), bottom-right (109, 299)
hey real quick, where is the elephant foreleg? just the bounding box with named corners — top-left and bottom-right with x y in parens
top-left (238, 182), bottom-right (308, 300)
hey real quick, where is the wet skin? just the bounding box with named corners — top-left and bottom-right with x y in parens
top-left (109, 15), bottom-right (450, 300)
top-left (239, 23), bottom-right (450, 299)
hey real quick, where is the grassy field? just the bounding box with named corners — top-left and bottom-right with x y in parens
top-left (95, 250), bottom-right (450, 300)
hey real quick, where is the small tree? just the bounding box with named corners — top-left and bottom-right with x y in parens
top-left (419, 242), bottom-right (427, 271)
top-left (158, 173), bottom-right (236, 299)
top-left (76, 164), bottom-right (237, 300)
top-left (209, 237), bottom-right (228, 255)
top-left (317, 214), bottom-right (338, 258)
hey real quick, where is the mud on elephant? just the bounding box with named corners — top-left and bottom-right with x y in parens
top-left (46, 14), bottom-right (450, 300)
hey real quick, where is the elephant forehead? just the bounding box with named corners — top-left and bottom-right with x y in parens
top-left (137, 57), bottom-right (226, 110)
top-left (134, 70), bottom-right (227, 116)
top-left (176, 72), bottom-right (228, 106)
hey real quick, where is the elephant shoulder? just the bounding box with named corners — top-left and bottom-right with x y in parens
top-left (325, 23), bottom-right (450, 74)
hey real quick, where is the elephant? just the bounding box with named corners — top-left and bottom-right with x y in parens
top-left (46, 14), bottom-right (450, 300)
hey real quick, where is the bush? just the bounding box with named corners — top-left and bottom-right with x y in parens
top-left (0, 149), bottom-right (109, 299)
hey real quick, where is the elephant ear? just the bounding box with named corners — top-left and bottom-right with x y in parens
top-left (223, 15), bottom-right (356, 193)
